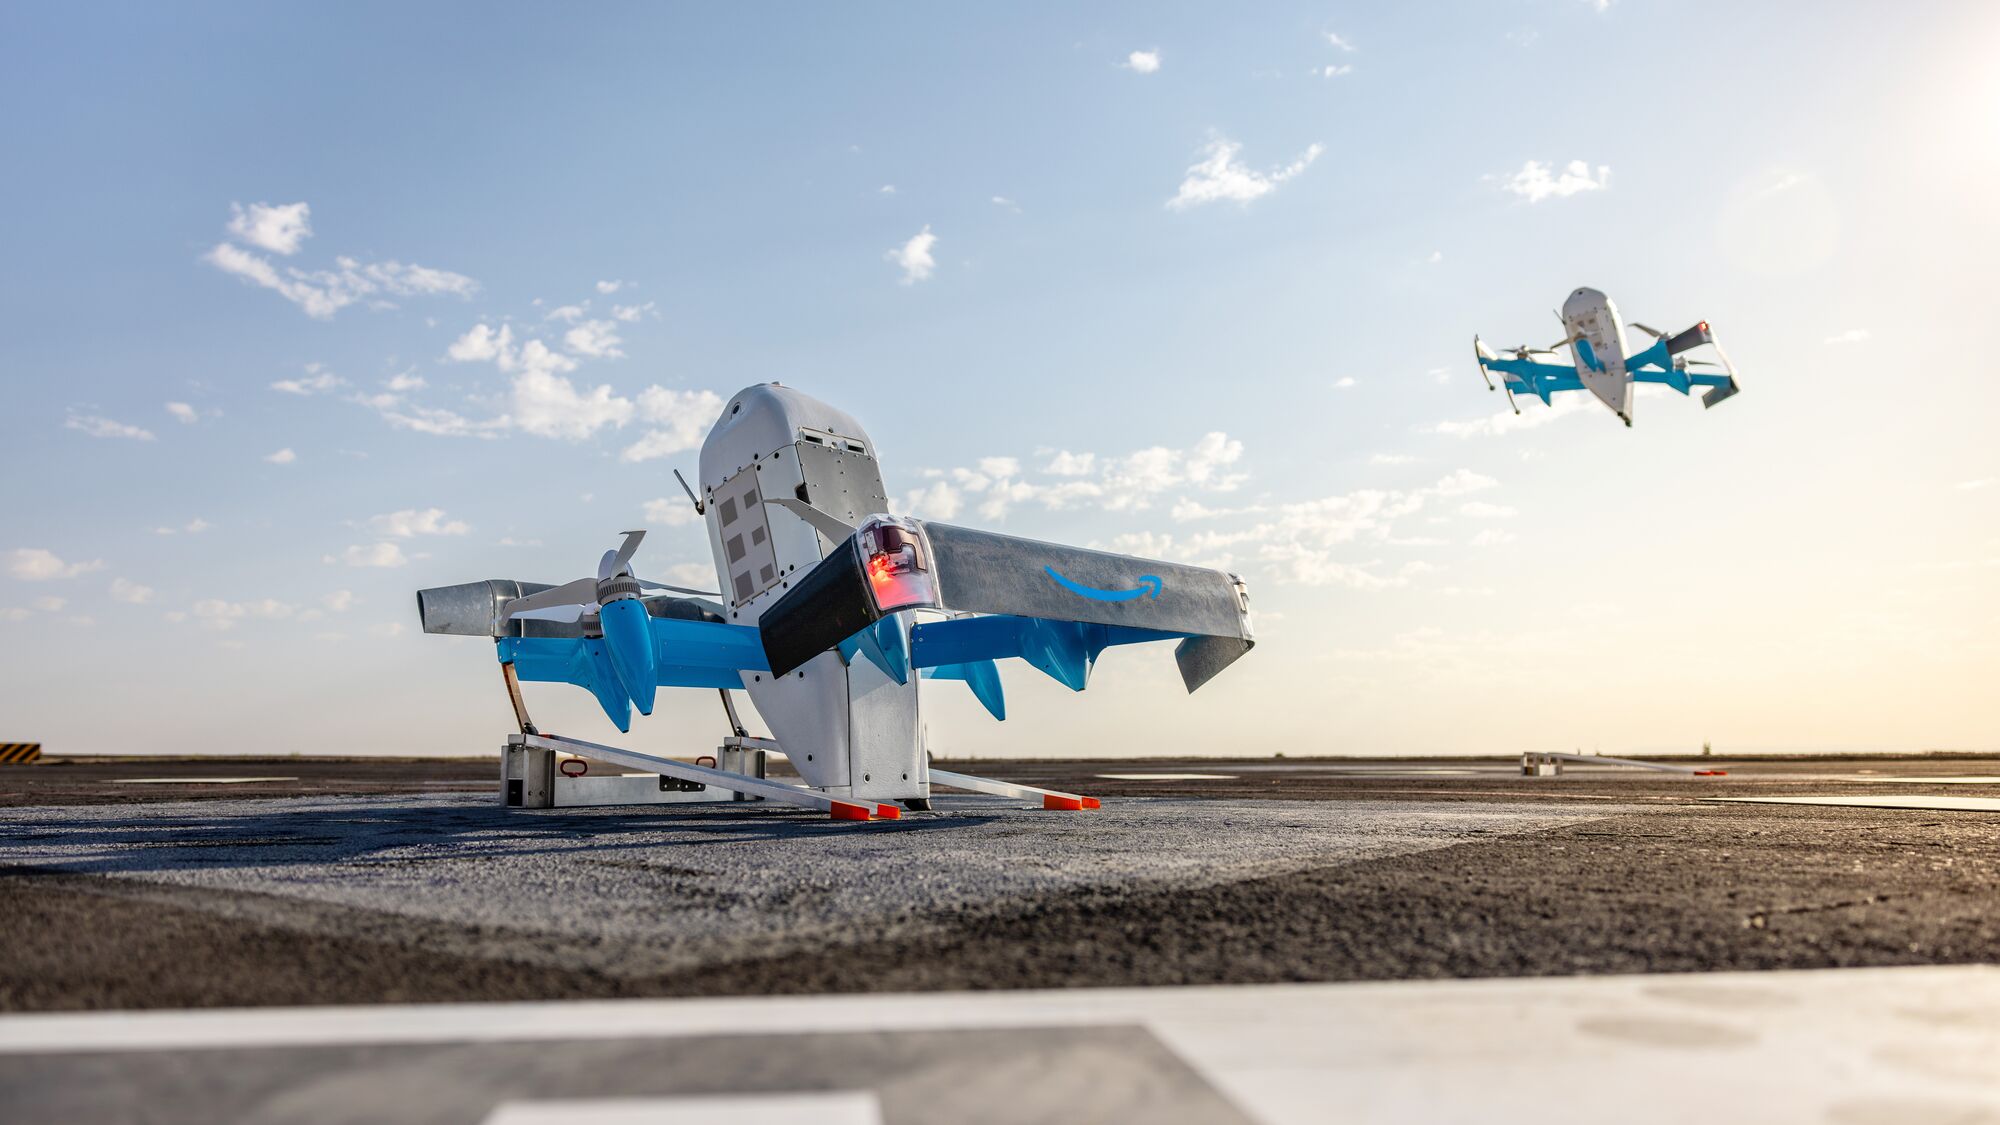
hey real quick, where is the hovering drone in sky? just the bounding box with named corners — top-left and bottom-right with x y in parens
top-left (418, 384), bottom-right (1255, 817)
top-left (1474, 287), bottom-right (1741, 426)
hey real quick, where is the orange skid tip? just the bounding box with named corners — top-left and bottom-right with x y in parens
top-left (1693, 770), bottom-right (1729, 777)
top-left (830, 802), bottom-right (873, 821)
top-left (1042, 795), bottom-right (1085, 811)
top-left (874, 803), bottom-right (902, 819)
top-left (1080, 797), bottom-right (1101, 810)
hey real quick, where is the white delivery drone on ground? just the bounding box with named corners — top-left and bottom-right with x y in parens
top-left (418, 384), bottom-right (1255, 820)
top-left (1474, 287), bottom-right (1741, 426)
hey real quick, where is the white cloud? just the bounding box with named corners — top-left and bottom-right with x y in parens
top-left (264, 447), bottom-right (296, 464)
top-left (184, 597), bottom-right (296, 631)
top-left (620, 388), bottom-right (725, 462)
top-left (1428, 250), bottom-right (1443, 263)
top-left (595, 280), bottom-right (624, 294)
top-left (1168, 138), bottom-right (1323, 210)
top-left (270, 363), bottom-right (344, 395)
top-left (1333, 377), bottom-right (1357, 389)
top-left (1824, 328), bottom-right (1871, 345)
top-left (1044, 451), bottom-right (1096, 476)
top-left (370, 621), bottom-right (407, 639)
top-left (446, 323), bottom-right (513, 363)
top-left (1370, 453), bottom-right (1419, 465)
top-left (0, 608), bottom-right (28, 622)
top-left (1326, 32), bottom-right (1357, 51)
top-left (611, 302), bottom-right (656, 323)
top-left (642, 497), bottom-right (704, 527)
top-left (1955, 478), bottom-right (1995, 491)
top-left (109, 577), bottom-right (154, 604)
top-left (1124, 49), bottom-right (1161, 73)
top-left (339, 543), bottom-right (407, 568)
top-left (165, 402), bottom-right (198, 424)
top-left (563, 319), bottom-right (625, 359)
top-left (899, 481), bottom-right (964, 520)
top-left (1320, 65), bottom-right (1353, 78)
top-left (367, 508), bottom-right (470, 537)
top-left (1500, 159), bottom-right (1610, 203)
top-left (888, 226), bottom-right (937, 284)
top-left (544, 304), bottom-right (588, 324)
top-left (31, 595), bottom-right (66, 612)
top-left (1459, 501), bottom-right (1518, 518)
top-left (384, 372), bottom-right (426, 392)
top-left (511, 365), bottom-right (630, 440)
top-left (879, 184), bottom-right (897, 195)
top-left (7, 549), bottom-right (105, 581)
top-left (1427, 393), bottom-right (1593, 437)
top-left (991, 196), bottom-right (1021, 212)
top-left (65, 412), bottom-right (155, 441)
top-left (152, 517), bottom-right (212, 537)
top-left (205, 203), bottom-right (476, 319)
top-left (226, 201), bottom-right (313, 255)
top-left (322, 590), bottom-right (357, 612)
top-left (1471, 528), bottom-right (1518, 547)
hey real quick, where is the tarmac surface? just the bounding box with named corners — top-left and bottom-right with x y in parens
top-left (2, 755), bottom-right (1998, 1010)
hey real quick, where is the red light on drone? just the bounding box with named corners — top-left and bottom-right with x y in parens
top-left (867, 555), bottom-right (893, 584)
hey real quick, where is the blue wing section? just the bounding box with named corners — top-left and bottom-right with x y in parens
top-left (1478, 354), bottom-right (1581, 404)
top-left (497, 617), bottom-right (770, 731)
top-left (924, 660), bottom-right (1006, 720)
top-left (908, 614), bottom-right (1186, 693)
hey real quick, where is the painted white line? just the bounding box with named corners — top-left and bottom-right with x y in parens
top-left (109, 777), bottom-right (299, 785)
top-left (1877, 777), bottom-right (2000, 785)
top-left (482, 1093), bottom-right (881, 1125)
top-left (1097, 773), bottom-right (1239, 781)
top-left (1709, 795), bottom-right (2000, 813)
top-left (2, 967), bottom-right (1997, 1125)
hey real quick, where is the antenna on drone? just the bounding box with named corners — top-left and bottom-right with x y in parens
top-left (673, 469), bottom-right (705, 516)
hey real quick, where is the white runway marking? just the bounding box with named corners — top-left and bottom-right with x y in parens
top-left (109, 777), bottom-right (299, 785)
top-left (483, 1093), bottom-right (882, 1125)
top-left (1709, 794), bottom-right (2000, 813)
top-left (1876, 776), bottom-right (2000, 785)
top-left (1096, 773), bottom-right (1239, 781)
top-left (2, 966), bottom-right (1995, 1124)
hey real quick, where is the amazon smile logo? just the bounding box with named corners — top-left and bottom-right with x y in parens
top-left (1044, 566), bottom-right (1162, 602)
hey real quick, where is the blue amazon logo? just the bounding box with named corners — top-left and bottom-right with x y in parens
top-left (1044, 565), bottom-right (1162, 602)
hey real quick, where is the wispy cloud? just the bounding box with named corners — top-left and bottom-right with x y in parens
top-left (366, 508), bottom-right (469, 538)
top-left (1824, 328), bottom-right (1871, 345)
top-left (1123, 49), bottom-right (1161, 73)
top-left (65, 412), bottom-right (155, 441)
top-left (270, 363), bottom-right (344, 395)
top-left (205, 201), bottom-right (477, 319)
top-left (1498, 159), bottom-right (1610, 203)
top-left (1168, 138), bottom-right (1322, 210)
top-left (7, 548), bottom-right (106, 581)
top-left (264, 448), bottom-right (296, 464)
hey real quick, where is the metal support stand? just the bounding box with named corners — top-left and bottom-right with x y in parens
top-left (513, 732), bottom-right (898, 820)
top-left (928, 767), bottom-right (1099, 811)
top-left (1521, 751), bottom-right (1726, 777)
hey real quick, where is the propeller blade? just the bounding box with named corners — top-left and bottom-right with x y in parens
top-left (508, 604), bottom-right (590, 624)
top-left (1630, 322), bottom-right (1665, 340)
top-left (638, 579), bottom-right (722, 598)
top-left (765, 496), bottom-right (858, 542)
top-left (501, 576), bottom-right (600, 619)
top-left (599, 529), bottom-right (646, 580)
top-left (1684, 359), bottom-right (1721, 368)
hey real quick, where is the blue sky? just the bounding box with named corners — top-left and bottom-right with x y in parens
top-left (3, 1), bottom-right (1997, 757)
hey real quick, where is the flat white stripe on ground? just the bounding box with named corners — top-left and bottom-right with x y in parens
top-left (0, 967), bottom-right (1993, 1125)
top-left (1708, 795), bottom-right (2000, 812)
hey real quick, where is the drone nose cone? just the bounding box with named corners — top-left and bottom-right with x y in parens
top-left (599, 598), bottom-right (658, 716)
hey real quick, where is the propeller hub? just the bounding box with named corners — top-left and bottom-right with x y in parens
top-left (596, 575), bottom-right (643, 605)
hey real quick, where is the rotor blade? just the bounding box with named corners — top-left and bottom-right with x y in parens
top-left (599, 529), bottom-right (646, 580)
top-left (1629, 322), bottom-right (1665, 340)
top-left (637, 579), bottom-right (722, 598)
top-left (508, 604), bottom-right (590, 624)
top-left (1684, 359), bottom-right (1721, 368)
top-left (765, 496), bottom-right (858, 542)
top-left (501, 576), bottom-right (600, 619)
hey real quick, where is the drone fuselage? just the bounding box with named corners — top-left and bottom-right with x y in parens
top-left (1561, 287), bottom-right (1633, 423)
top-left (695, 384), bottom-right (929, 803)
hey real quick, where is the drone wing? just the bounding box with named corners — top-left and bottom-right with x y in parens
top-left (416, 580), bottom-right (768, 731)
top-left (757, 519), bottom-right (1255, 705)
